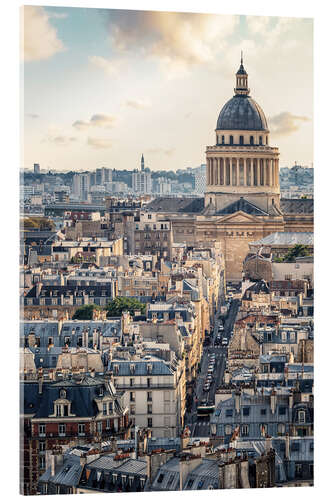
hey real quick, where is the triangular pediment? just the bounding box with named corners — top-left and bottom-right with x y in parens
top-left (216, 210), bottom-right (261, 224)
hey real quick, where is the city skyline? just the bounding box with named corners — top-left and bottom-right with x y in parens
top-left (23, 7), bottom-right (313, 172)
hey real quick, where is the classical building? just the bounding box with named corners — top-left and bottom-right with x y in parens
top-left (144, 58), bottom-right (314, 280)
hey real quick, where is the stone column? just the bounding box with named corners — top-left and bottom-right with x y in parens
top-left (217, 158), bottom-right (220, 185)
top-left (276, 160), bottom-right (280, 186)
top-left (236, 158), bottom-right (239, 186)
top-left (252, 159), bottom-right (255, 186)
top-left (270, 159), bottom-right (274, 186)
top-left (262, 159), bottom-right (266, 186)
top-left (207, 159), bottom-right (210, 185)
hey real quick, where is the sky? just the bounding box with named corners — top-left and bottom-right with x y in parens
top-left (22, 6), bottom-right (313, 172)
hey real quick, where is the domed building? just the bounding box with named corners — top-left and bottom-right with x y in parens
top-left (145, 57), bottom-right (314, 280)
top-left (205, 56), bottom-right (281, 215)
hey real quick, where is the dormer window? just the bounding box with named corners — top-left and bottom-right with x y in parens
top-left (114, 364), bottom-right (119, 375)
top-left (130, 364), bottom-right (135, 375)
top-left (229, 135), bottom-right (233, 145)
top-left (147, 363), bottom-right (152, 374)
top-left (99, 386), bottom-right (104, 397)
top-left (298, 410), bottom-right (306, 424)
top-left (60, 389), bottom-right (66, 399)
top-left (239, 135), bottom-right (244, 145)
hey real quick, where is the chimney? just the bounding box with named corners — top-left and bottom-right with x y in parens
top-left (285, 433), bottom-right (290, 460)
top-left (265, 436), bottom-right (272, 453)
top-left (288, 391), bottom-right (293, 409)
top-left (179, 454), bottom-right (202, 490)
top-left (224, 370), bottom-right (231, 385)
top-left (270, 390), bottom-right (277, 415)
top-left (145, 454), bottom-right (152, 485)
top-left (38, 374), bottom-right (43, 394)
top-left (36, 282), bottom-right (43, 298)
top-left (235, 390), bottom-right (241, 414)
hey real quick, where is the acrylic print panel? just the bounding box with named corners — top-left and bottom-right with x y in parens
top-left (20, 4), bottom-right (313, 495)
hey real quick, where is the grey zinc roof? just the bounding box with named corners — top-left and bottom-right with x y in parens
top-left (280, 198), bottom-right (314, 214)
top-left (250, 232), bottom-right (313, 247)
top-left (144, 197), bottom-right (204, 214)
top-left (115, 459), bottom-right (147, 475)
top-left (184, 459), bottom-right (219, 490)
top-left (109, 359), bottom-right (173, 376)
top-left (216, 95), bottom-right (268, 131)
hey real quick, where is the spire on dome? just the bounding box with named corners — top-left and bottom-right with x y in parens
top-left (235, 53), bottom-right (250, 96)
top-left (141, 154), bottom-right (144, 171)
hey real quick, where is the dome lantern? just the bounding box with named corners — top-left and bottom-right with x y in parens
top-left (235, 52), bottom-right (250, 96)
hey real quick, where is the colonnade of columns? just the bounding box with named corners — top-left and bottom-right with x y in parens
top-left (206, 157), bottom-right (279, 187)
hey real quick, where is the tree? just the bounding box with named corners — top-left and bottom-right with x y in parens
top-left (72, 304), bottom-right (100, 320)
top-left (282, 244), bottom-right (311, 263)
top-left (105, 297), bottom-right (146, 317)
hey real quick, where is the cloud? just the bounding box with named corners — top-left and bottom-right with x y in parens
top-left (23, 6), bottom-right (65, 61)
top-left (48, 11), bottom-right (68, 20)
top-left (73, 114), bottom-right (117, 130)
top-left (26, 113), bottom-right (39, 119)
top-left (106, 11), bottom-right (239, 74)
top-left (269, 112), bottom-right (310, 136)
top-left (146, 148), bottom-right (174, 157)
top-left (87, 137), bottom-right (113, 149)
top-left (42, 134), bottom-right (77, 146)
top-left (89, 55), bottom-right (121, 76)
top-left (124, 99), bottom-right (152, 109)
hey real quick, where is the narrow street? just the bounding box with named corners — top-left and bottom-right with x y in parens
top-left (184, 288), bottom-right (240, 437)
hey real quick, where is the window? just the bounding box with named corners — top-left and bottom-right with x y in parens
top-left (229, 135), bottom-right (233, 145)
top-left (225, 409), bottom-right (233, 418)
top-left (106, 419), bottom-right (111, 430)
top-left (63, 405), bottom-right (68, 417)
top-left (130, 404), bottom-right (136, 415)
top-left (222, 135), bottom-right (225, 145)
top-left (78, 423), bottom-right (85, 435)
top-left (39, 456), bottom-right (45, 469)
top-left (39, 424), bottom-right (46, 436)
top-left (298, 411), bottom-right (306, 423)
top-left (239, 135), bottom-right (244, 145)
top-left (279, 406), bottom-right (287, 416)
top-left (277, 423), bottom-right (285, 435)
top-left (147, 418), bottom-right (153, 428)
top-left (260, 409), bottom-right (267, 416)
top-left (225, 424), bottom-right (232, 435)
top-left (108, 402), bottom-right (113, 414)
top-left (96, 421), bottom-right (102, 433)
top-left (241, 424), bottom-right (249, 436)
top-left (56, 404), bottom-right (61, 417)
top-left (48, 337), bottom-right (53, 346)
top-left (250, 136), bottom-right (254, 145)
top-left (147, 404), bottom-right (152, 414)
top-left (147, 392), bottom-right (152, 402)
top-left (130, 392), bottom-right (135, 402)
top-left (260, 424), bottom-right (268, 436)
top-left (243, 407), bottom-right (250, 416)
top-left (103, 403), bottom-right (107, 415)
top-left (39, 441), bottom-right (46, 452)
top-left (259, 136), bottom-right (263, 145)
top-left (58, 424), bottom-right (66, 436)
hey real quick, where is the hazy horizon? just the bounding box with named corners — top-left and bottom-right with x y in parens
top-left (23, 7), bottom-right (313, 172)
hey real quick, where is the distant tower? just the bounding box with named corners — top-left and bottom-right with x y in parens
top-left (33, 163), bottom-right (40, 174)
top-left (141, 154), bottom-right (145, 171)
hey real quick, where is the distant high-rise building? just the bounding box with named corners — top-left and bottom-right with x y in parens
top-left (132, 154), bottom-right (152, 194)
top-left (33, 163), bottom-right (40, 174)
top-left (96, 167), bottom-right (112, 185)
top-left (72, 173), bottom-right (90, 200)
top-left (194, 164), bottom-right (207, 194)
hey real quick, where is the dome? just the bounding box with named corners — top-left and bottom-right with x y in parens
top-left (216, 95), bottom-right (268, 131)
